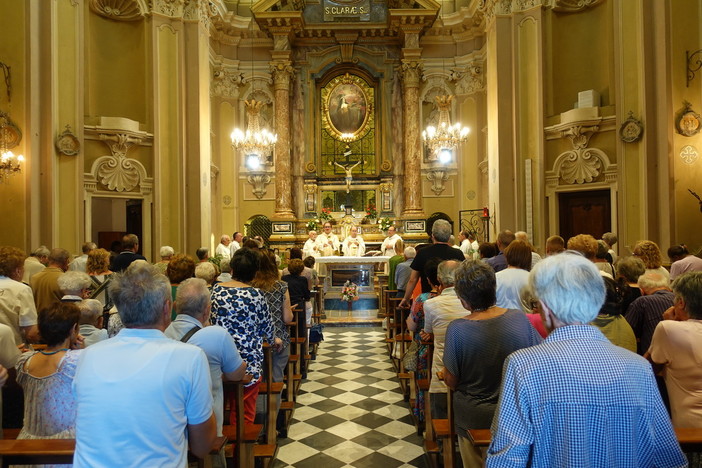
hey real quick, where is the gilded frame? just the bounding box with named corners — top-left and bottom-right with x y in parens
top-left (321, 73), bottom-right (374, 142)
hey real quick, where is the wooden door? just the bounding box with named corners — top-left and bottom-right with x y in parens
top-left (558, 190), bottom-right (611, 241)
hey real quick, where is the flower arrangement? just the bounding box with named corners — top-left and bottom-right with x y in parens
top-left (379, 217), bottom-right (393, 231)
top-left (341, 280), bottom-right (360, 302)
top-left (306, 218), bottom-right (319, 231)
top-left (319, 207), bottom-right (333, 222)
top-left (365, 203), bottom-right (378, 220)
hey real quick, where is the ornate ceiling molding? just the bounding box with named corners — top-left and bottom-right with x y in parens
top-left (151, 0), bottom-right (186, 17)
top-left (211, 66), bottom-right (245, 99)
top-left (451, 58), bottom-right (485, 95)
top-left (89, 0), bottom-right (147, 21)
top-left (552, 0), bottom-right (605, 13)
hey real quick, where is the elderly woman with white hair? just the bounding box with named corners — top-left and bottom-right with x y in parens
top-left (77, 299), bottom-right (108, 347)
top-left (57, 271), bottom-right (92, 303)
top-left (487, 253), bottom-right (683, 468)
top-left (154, 245), bottom-right (175, 274)
top-left (443, 260), bottom-right (541, 467)
top-left (195, 262), bottom-right (218, 287)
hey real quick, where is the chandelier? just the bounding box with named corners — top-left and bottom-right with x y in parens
top-left (422, 95), bottom-right (470, 163)
top-left (230, 99), bottom-right (277, 171)
top-left (0, 62), bottom-right (23, 184)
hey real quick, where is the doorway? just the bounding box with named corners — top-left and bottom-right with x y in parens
top-left (558, 189), bottom-right (611, 241)
top-left (91, 198), bottom-right (144, 255)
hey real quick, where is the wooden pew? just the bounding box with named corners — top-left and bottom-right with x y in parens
top-left (422, 340), bottom-right (440, 466)
top-left (0, 437), bottom-right (228, 468)
top-left (0, 439), bottom-right (74, 467)
top-left (256, 344), bottom-right (281, 467)
top-left (675, 427), bottom-right (702, 452)
top-left (468, 427), bottom-right (701, 453)
top-left (222, 375), bottom-right (259, 468)
top-left (431, 383), bottom-right (456, 468)
top-left (286, 306), bottom-right (305, 400)
top-left (467, 428), bottom-right (491, 447)
top-left (395, 305), bottom-right (412, 397)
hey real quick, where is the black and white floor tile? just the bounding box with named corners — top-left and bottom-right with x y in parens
top-left (273, 327), bottom-right (429, 468)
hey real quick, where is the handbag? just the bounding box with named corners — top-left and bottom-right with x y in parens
top-left (401, 340), bottom-right (419, 372)
top-left (309, 323), bottom-right (324, 343)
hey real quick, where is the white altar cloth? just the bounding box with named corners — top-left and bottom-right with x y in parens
top-left (315, 256), bottom-right (391, 265)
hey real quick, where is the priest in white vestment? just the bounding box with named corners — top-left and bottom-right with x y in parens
top-left (342, 226), bottom-right (366, 257)
top-left (316, 222), bottom-right (341, 256)
top-left (215, 235), bottom-right (232, 265)
top-left (303, 231), bottom-right (320, 258)
top-left (381, 226), bottom-right (402, 257)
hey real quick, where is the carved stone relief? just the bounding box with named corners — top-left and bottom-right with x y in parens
top-left (552, 0), bottom-right (605, 13)
top-left (451, 62), bottom-right (485, 95)
top-left (401, 61), bottom-right (423, 88)
top-left (248, 174), bottom-right (272, 199)
top-left (95, 134), bottom-right (144, 192)
top-left (211, 67), bottom-right (244, 99)
top-left (184, 0), bottom-right (220, 29)
top-left (152, 0), bottom-right (185, 17)
top-left (480, 0), bottom-right (605, 28)
top-left (426, 169), bottom-right (449, 195)
top-left (545, 123), bottom-right (616, 186)
top-left (89, 0), bottom-right (146, 21)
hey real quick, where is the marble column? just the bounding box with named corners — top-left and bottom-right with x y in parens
top-left (400, 59), bottom-right (425, 218)
top-left (271, 60), bottom-right (295, 220)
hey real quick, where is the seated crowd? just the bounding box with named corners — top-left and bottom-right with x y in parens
top-left (0, 224), bottom-right (700, 467)
top-left (0, 232), bottom-right (318, 466)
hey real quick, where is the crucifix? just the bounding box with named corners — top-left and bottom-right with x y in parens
top-left (330, 145), bottom-right (365, 220)
top-left (333, 146), bottom-right (364, 193)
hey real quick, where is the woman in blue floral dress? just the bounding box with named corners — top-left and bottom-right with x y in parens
top-left (211, 248), bottom-right (275, 425)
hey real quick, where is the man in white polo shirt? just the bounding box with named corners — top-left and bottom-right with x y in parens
top-left (73, 261), bottom-right (216, 467)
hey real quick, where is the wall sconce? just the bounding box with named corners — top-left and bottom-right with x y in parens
top-left (0, 61), bottom-right (24, 183)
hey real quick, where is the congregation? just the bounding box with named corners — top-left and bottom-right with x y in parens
top-left (0, 220), bottom-right (701, 467)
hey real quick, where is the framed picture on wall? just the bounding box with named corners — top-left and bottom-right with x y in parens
top-left (272, 222), bottom-right (293, 234)
top-left (405, 220), bottom-right (426, 233)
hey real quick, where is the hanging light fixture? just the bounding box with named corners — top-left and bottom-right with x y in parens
top-left (230, 14), bottom-right (277, 171)
top-left (230, 98), bottom-right (277, 170)
top-left (422, 94), bottom-right (470, 162)
top-left (0, 61), bottom-right (23, 183)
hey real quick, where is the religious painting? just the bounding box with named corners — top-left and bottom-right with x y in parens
top-left (322, 73), bottom-right (374, 142)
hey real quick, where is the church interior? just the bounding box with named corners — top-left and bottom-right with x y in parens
top-left (2, 2), bottom-right (702, 466)
top-left (1, 0), bottom-right (701, 257)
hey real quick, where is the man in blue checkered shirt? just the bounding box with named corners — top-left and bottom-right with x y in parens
top-left (486, 253), bottom-right (686, 468)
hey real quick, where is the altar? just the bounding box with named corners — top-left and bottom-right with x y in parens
top-left (315, 256), bottom-right (390, 311)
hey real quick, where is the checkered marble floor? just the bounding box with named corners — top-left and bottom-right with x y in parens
top-left (273, 327), bottom-right (429, 468)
